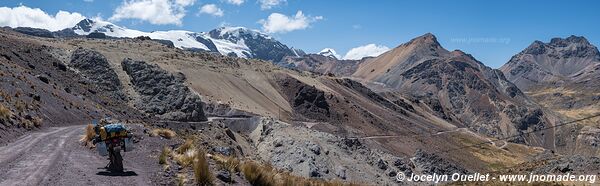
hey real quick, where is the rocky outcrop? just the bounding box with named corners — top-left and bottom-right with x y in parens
top-left (530, 155), bottom-right (600, 175)
top-left (121, 59), bottom-right (207, 122)
top-left (276, 75), bottom-right (330, 121)
top-left (69, 48), bottom-right (125, 100)
top-left (411, 149), bottom-right (468, 175)
top-left (251, 118), bottom-right (407, 185)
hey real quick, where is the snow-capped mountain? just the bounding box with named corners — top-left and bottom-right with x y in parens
top-left (317, 48), bottom-right (341, 59)
top-left (208, 26), bottom-right (297, 62)
top-left (69, 19), bottom-right (297, 61)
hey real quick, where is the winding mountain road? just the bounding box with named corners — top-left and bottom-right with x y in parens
top-left (0, 125), bottom-right (157, 186)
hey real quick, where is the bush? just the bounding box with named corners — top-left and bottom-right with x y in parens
top-left (174, 148), bottom-right (197, 167)
top-left (193, 149), bottom-right (213, 186)
top-left (241, 161), bottom-right (276, 186)
top-left (0, 104), bottom-right (11, 121)
top-left (79, 124), bottom-right (96, 147)
top-left (21, 119), bottom-right (34, 129)
top-left (150, 128), bottom-right (176, 139)
top-left (176, 174), bottom-right (187, 186)
top-left (213, 155), bottom-right (240, 183)
top-left (32, 116), bottom-right (43, 127)
top-left (159, 146), bottom-right (171, 165)
top-left (176, 139), bottom-right (195, 154)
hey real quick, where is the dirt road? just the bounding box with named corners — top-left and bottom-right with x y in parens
top-left (0, 125), bottom-right (163, 186)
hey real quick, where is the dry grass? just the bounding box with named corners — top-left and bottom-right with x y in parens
top-left (21, 119), bottom-right (34, 129)
top-left (192, 149), bottom-right (213, 186)
top-left (176, 139), bottom-right (195, 154)
top-left (159, 146), bottom-right (171, 165)
top-left (15, 100), bottom-right (26, 112)
top-left (0, 103), bottom-right (12, 121)
top-left (32, 116), bottom-right (42, 127)
top-left (176, 173), bottom-right (187, 186)
top-left (213, 155), bottom-right (240, 183)
top-left (150, 128), bottom-right (176, 139)
top-left (174, 148), bottom-right (198, 167)
top-left (79, 124), bottom-right (96, 147)
top-left (214, 155), bottom-right (240, 173)
top-left (239, 160), bottom-right (361, 186)
top-left (241, 161), bottom-right (277, 186)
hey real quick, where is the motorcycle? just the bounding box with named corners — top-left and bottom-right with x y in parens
top-left (105, 137), bottom-right (126, 172)
top-left (93, 123), bottom-right (134, 173)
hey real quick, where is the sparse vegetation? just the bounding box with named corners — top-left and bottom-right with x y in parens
top-left (32, 116), bottom-right (42, 127)
top-left (15, 100), bottom-right (26, 112)
top-left (176, 138), bottom-right (195, 154)
top-left (192, 149), bottom-right (213, 186)
top-left (159, 146), bottom-right (171, 165)
top-left (213, 155), bottom-right (240, 183)
top-left (238, 159), bottom-right (359, 186)
top-left (174, 148), bottom-right (198, 167)
top-left (0, 103), bottom-right (12, 121)
top-left (240, 161), bottom-right (276, 186)
top-left (21, 119), bottom-right (33, 129)
top-left (176, 173), bottom-right (187, 186)
top-left (79, 124), bottom-right (96, 147)
top-left (150, 128), bottom-right (176, 139)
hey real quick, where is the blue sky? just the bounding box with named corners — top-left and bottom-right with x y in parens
top-left (1, 0), bottom-right (599, 67)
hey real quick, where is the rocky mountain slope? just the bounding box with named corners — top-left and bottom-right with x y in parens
top-left (500, 36), bottom-right (600, 156)
top-left (500, 35), bottom-right (600, 90)
top-left (0, 29), bottom-right (144, 144)
top-left (280, 54), bottom-right (364, 76)
top-left (352, 33), bottom-right (560, 150)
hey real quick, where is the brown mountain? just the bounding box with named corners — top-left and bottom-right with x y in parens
top-left (352, 33), bottom-right (560, 149)
top-left (500, 35), bottom-right (600, 90)
top-left (500, 36), bottom-right (600, 156)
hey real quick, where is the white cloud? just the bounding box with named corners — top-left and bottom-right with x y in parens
top-left (258, 0), bottom-right (285, 10)
top-left (199, 4), bottom-right (224, 17)
top-left (343, 44), bottom-right (390, 60)
top-left (258, 11), bottom-right (321, 34)
top-left (175, 0), bottom-right (196, 6)
top-left (0, 6), bottom-right (86, 31)
top-left (109, 0), bottom-right (196, 25)
top-left (224, 0), bottom-right (244, 5)
top-left (83, 0), bottom-right (94, 2)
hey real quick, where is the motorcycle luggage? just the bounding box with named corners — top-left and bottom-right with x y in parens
top-left (124, 138), bottom-right (134, 152)
top-left (97, 142), bottom-right (108, 156)
top-left (100, 123), bottom-right (128, 140)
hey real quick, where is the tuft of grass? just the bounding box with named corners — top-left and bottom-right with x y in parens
top-left (150, 128), bottom-right (176, 139)
top-left (32, 116), bottom-right (42, 127)
top-left (22, 120), bottom-right (31, 129)
top-left (176, 173), bottom-right (187, 186)
top-left (159, 146), bottom-right (171, 165)
top-left (174, 148), bottom-right (198, 167)
top-left (176, 139), bottom-right (195, 154)
top-left (15, 100), bottom-right (26, 113)
top-left (0, 104), bottom-right (12, 121)
top-left (79, 124), bottom-right (96, 147)
top-left (238, 160), bottom-right (358, 186)
top-left (213, 155), bottom-right (240, 183)
top-left (241, 161), bottom-right (276, 186)
top-left (193, 149), bottom-right (213, 186)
